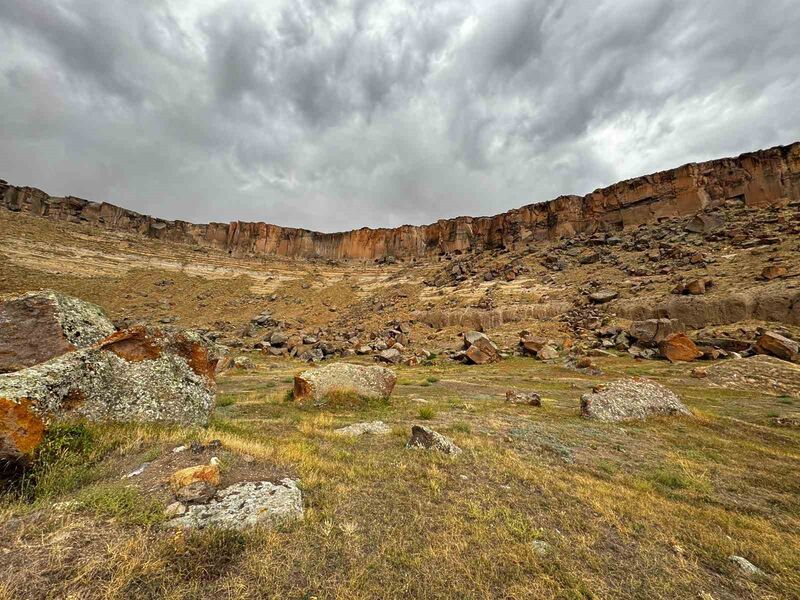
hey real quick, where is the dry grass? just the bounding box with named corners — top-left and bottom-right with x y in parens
top-left (1, 354), bottom-right (799, 599)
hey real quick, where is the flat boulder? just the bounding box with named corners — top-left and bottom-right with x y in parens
top-left (334, 420), bottom-right (391, 436)
top-left (0, 290), bottom-right (115, 373)
top-left (167, 479), bottom-right (303, 530)
top-left (293, 362), bottom-right (396, 404)
top-left (580, 379), bottom-right (691, 422)
top-left (629, 319), bottom-right (684, 344)
top-left (0, 326), bottom-right (218, 464)
top-left (707, 355), bottom-right (800, 398)
top-left (588, 290), bottom-right (618, 304)
top-left (755, 331), bottom-right (799, 362)
top-left (659, 333), bottom-right (703, 362)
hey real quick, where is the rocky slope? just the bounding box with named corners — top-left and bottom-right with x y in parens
top-left (2, 142), bottom-right (798, 260)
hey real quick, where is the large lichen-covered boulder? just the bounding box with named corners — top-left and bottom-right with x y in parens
top-left (0, 326), bottom-right (218, 464)
top-left (580, 379), bottom-right (691, 422)
top-left (0, 290), bottom-right (116, 373)
top-left (293, 362), bottom-right (396, 404)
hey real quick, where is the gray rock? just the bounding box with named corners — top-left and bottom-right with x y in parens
top-left (531, 540), bottom-right (552, 557)
top-left (334, 420), bottom-right (391, 436)
top-left (293, 362), bottom-right (396, 404)
top-left (728, 555), bottom-right (765, 577)
top-left (166, 479), bottom-right (303, 530)
top-left (588, 290), bottom-right (618, 304)
top-left (406, 425), bottom-right (462, 455)
top-left (537, 345), bottom-right (559, 360)
top-left (0, 327), bottom-right (217, 463)
top-left (580, 379), bottom-right (691, 422)
top-left (377, 348), bottom-right (402, 364)
top-left (175, 481), bottom-right (217, 504)
top-left (505, 390), bottom-right (542, 406)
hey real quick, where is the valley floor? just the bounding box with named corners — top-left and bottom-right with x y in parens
top-left (2, 354), bottom-right (798, 600)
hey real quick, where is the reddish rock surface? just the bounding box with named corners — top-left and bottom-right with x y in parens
top-left (3, 142), bottom-right (798, 260)
top-left (0, 291), bottom-right (115, 373)
top-left (659, 333), bottom-right (703, 362)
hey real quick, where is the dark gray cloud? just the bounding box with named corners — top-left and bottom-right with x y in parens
top-left (1, 0), bottom-right (798, 232)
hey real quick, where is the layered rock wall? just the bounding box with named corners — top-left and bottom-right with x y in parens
top-left (2, 142), bottom-right (798, 260)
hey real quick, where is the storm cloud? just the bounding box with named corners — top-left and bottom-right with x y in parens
top-left (1, 0), bottom-right (798, 231)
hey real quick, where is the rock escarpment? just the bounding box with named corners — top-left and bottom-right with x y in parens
top-left (2, 143), bottom-right (798, 260)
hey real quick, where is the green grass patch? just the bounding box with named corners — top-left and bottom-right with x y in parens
top-left (216, 395), bottom-right (236, 408)
top-left (76, 483), bottom-right (165, 527)
top-left (417, 407), bottom-right (436, 420)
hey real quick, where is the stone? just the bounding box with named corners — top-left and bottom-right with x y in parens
top-left (531, 540), bottom-right (552, 558)
top-left (772, 414), bottom-right (800, 428)
top-left (659, 333), bottom-right (703, 362)
top-left (175, 481), bottom-right (217, 504)
top-left (293, 363), bottom-right (396, 403)
top-left (0, 290), bottom-right (116, 373)
top-left (405, 425), bottom-right (462, 455)
top-left (686, 212), bottom-right (724, 233)
top-left (728, 556), bottom-right (765, 577)
top-left (269, 332), bottom-right (288, 346)
top-left (755, 331), bottom-right (799, 362)
top-left (684, 279), bottom-right (707, 295)
top-left (536, 345), bottom-right (559, 361)
top-left (377, 348), bottom-right (402, 364)
top-left (760, 265), bottom-right (787, 280)
top-left (170, 462), bottom-right (221, 492)
top-left (588, 290), bottom-right (618, 304)
top-left (334, 420), bottom-right (391, 436)
top-left (233, 356), bottom-right (255, 369)
top-left (0, 326), bottom-right (218, 464)
top-left (463, 332), bottom-right (499, 364)
top-left (580, 379), bottom-right (691, 422)
top-left (520, 336), bottom-right (548, 356)
top-left (165, 502), bottom-right (187, 518)
top-left (629, 319), bottom-right (684, 344)
top-left (690, 367), bottom-right (708, 379)
top-left (505, 390), bottom-right (542, 406)
top-left (166, 479), bottom-right (303, 530)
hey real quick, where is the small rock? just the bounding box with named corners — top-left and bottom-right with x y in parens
top-left (690, 367), bottom-right (708, 379)
top-left (175, 481), bottom-right (217, 504)
top-left (588, 290), bottom-right (618, 304)
top-left (165, 502), bottom-right (187, 518)
top-left (505, 390), bottom-right (542, 406)
top-left (531, 540), bottom-right (552, 557)
top-left (728, 555), bottom-right (765, 577)
top-left (537, 345), bottom-right (559, 361)
top-left (170, 462), bottom-right (221, 492)
top-left (755, 331), bottom-right (799, 362)
top-left (122, 463), bottom-right (150, 479)
top-left (406, 425), bottom-right (462, 455)
top-left (760, 265), bottom-right (787, 280)
top-left (659, 333), bottom-right (703, 362)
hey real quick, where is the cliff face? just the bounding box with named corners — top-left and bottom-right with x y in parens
top-left (2, 142), bottom-right (799, 260)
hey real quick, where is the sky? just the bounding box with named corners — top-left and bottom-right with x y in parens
top-left (1, 1), bottom-right (798, 232)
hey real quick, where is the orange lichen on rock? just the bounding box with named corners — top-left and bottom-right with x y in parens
top-left (0, 397), bottom-right (45, 460)
top-left (169, 463), bottom-right (221, 492)
top-left (96, 326), bottom-right (163, 362)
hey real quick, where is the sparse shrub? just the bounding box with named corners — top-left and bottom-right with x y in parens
top-left (283, 389), bottom-right (295, 402)
top-left (452, 421), bottom-right (471, 433)
top-left (418, 407), bottom-right (435, 420)
top-left (648, 467), bottom-right (691, 490)
top-left (76, 483), bottom-right (164, 526)
top-left (426, 376), bottom-right (440, 383)
top-left (13, 423), bottom-right (109, 501)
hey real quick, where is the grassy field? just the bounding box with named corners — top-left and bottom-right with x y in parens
top-left (1, 354), bottom-right (798, 599)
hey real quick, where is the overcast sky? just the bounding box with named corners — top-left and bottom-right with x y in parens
top-left (1, 1), bottom-right (798, 232)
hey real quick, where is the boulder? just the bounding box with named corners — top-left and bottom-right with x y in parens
top-left (629, 319), bottom-right (684, 344)
top-left (755, 331), bottom-right (799, 362)
top-left (505, 390), bottom-right (541, 406)
top-left (686, 212), bottom-right (724, 233)
top-left (537, 345), bottom-right (559, 360)
top-left (405, 425), bottom-right (462, 455)
top-left (520, 336), bottom-right (548, 356)
top-left (167, 479), bottom-right (303, 530)
top-left (377, 348), bottom-right (402, 364)
top-left (463, 332), bottom-right (499, 364)
top-left (658, 333), bottom-right (703, 362)
top-left (588, 290), bottom-right (619, 304)
top-left (0, 326), bottom-right (218, 464)
top-left (0, 290), bottom-right (115, 373)
top-left (580, 379), bottom-right (691, 422)
top-left (334, 420), bottom-right (391, 436)
top-left (707, 355), bottom-right (800, 398)
top-left (293, 363), bottom-right (396, 403)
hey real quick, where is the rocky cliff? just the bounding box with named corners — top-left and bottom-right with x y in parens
top-left (2, 142), bottom-right (799, 260)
